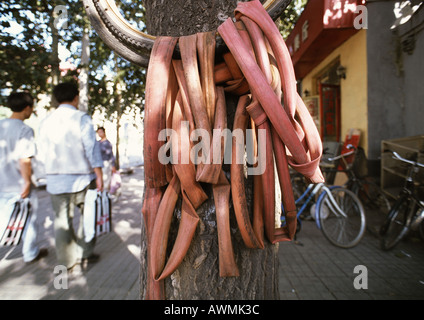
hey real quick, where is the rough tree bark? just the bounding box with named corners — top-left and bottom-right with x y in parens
top-left (139, 0), bottom-right (280, 300)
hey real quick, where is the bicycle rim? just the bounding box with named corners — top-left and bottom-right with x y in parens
top-left (318, 188), bottom-right (366, 248)
top-left (380, 200), bottom-right (410, 250)
top-left (419, 221), bottom-right (424, 241)
top-left (362, 180), bottom-right (391, 215)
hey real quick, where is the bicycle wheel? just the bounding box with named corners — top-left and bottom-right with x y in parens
top-left (317, 187), bottom-right (366, 248)
top-left (419, 221), bottom-right (424, 241)
top-left (358, 178), bottom-right (391, 215)
top-left (379, 198), bottom-right (412, 250)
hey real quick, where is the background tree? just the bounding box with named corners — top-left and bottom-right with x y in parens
top-left (0, 0), bottom-right (147, 168)
top-left (68, 1), bottom-right (147, 169)
top-left (0, 0), bottom-right (55, 105)
top-left (0, 1), bottom-right (146, 118)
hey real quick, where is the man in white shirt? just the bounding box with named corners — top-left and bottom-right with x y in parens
top-left (38, 82), bottom-right (103, 270)
top-left (0, 92), bottom-right (47, 263)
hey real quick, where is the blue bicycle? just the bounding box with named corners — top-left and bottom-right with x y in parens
top-left (285, 172), bottom-right (366, 248)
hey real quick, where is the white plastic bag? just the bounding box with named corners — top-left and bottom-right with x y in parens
top-left (109, 172), bottom-right (121, 195)
top-left (0, 197), bottom-right (32, 246)
top-left (83, 190), bottom-right (112, 242)
top-left (83, 189), bottom-right (98, 243)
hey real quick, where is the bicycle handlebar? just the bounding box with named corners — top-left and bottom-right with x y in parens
top-left (327, 149), bottom-right (355, 162)
top-left (392, 151), bottom-right (424, 168)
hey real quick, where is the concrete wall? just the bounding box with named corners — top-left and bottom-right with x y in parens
top-left (367, 3), bottom-right (424, 160)
top-left (339, 30), bottom-right (368, 153)
top-left (398, 7), bottom-right (424, 139)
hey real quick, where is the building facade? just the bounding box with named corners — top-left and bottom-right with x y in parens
top-left (286, 0), bottom-right (423, 174)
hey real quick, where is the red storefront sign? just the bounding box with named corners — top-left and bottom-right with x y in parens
top-left (286, 0), bottom-right (365, 79)
top-left (323, 0), bottom-right (365, 29)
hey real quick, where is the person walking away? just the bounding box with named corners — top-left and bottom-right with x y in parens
top-left (38, 82), bottom-right (103, 271)
top-left (0, 92), bottom-right (48, 263)
top-left (96, 127), bottom-right (116, 191)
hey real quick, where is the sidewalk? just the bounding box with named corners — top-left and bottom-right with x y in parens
top-left (1, 166), bottom-right (423, 300)
top-left (278, 211), bottom-right (424, 300)
top-left (0, 167), bottom-right (145, 300)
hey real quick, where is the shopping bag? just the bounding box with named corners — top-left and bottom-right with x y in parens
top-left (83, 190), bottom-right (112, 242)
top-left (83, 189), bottom-right (98, 242)
top-left (109, 172), bottom-right (121, 195)
top-left (0, 198), bottom-right (32, 246)
top-left (0, 195), bottom-right (19, 240)
top-left (96, 190), bottom-right (112, 236)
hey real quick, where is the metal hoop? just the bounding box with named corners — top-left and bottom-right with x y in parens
top-left (83, 0), bottom-right (291, 67)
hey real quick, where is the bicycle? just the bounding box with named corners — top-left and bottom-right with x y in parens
top-left (324, 144), bottom-right (391, 216)
top-left (379, 151), bottom-right (424, 250)
top-left (286, 171), bottom-right (366, 248)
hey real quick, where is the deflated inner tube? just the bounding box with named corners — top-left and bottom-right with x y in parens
top-left (93, 0), bottom-right (324, 300)
top-left (82, 0), bottom-right (292, 67)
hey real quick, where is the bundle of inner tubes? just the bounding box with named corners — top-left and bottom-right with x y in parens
top-left (142, 0), bottom-right (324, 299)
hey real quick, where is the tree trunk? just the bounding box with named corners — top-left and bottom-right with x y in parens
top-left (79, 26), bottom-right (90, 113)
top-left (140, 0), bottom-right (280, 300)
top-left (114, 54), bottom-right (123, 171)
top-left (49, 13), bottom-right (60, 109)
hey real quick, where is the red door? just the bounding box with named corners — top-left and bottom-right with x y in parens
top-left (319, 83), bottom-right (341, 142)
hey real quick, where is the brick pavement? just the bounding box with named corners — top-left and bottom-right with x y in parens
top-left (278, 211), bottom-right (424, 300)
top-left (1, 166), bottom-right (423, 300)
top-left (0, 167), bottom-right (144, 300)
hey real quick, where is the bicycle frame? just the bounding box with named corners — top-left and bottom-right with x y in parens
top-left (294, 183), bottom-right (347, 227)
top-left (380, 151), bottom-right (424, 245)
top-left (324, 146), bottom-right (357, 187)
top-left (322, 145), bottom-right (391, 215)
top-left (390, 163), bottom-right (424, 227)
top-left (287, 173), bottom-right (367, 248)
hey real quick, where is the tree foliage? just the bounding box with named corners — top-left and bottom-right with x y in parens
top-left (278, 0), bottom-right (308, 39)
top-left (0, 0), bottom-right (147, 119)
top-left (80, 0), bottom-right (147, 118)
top-left (0, 0), bottom-right (58, 105)
top-left (0, 0), bottom-right (302, 115)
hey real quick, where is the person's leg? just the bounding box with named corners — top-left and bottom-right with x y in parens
top-left (50, 193), bottom-right (79, 269)
top-left (75, 184), bottom-right (96, 260)
top-left (21, 193), bottom-right (41, 262)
